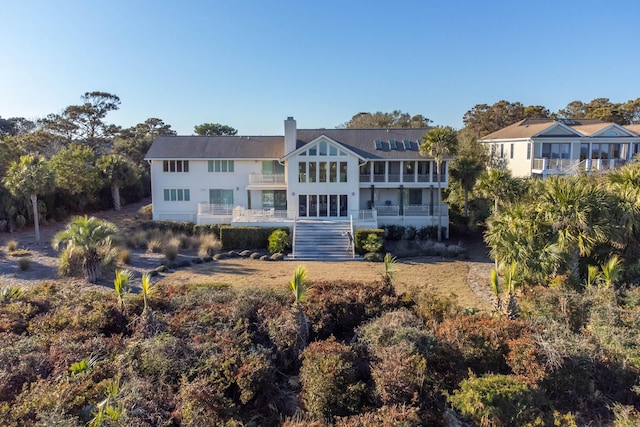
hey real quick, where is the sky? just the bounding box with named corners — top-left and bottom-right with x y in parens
top-left (1, 0), bottom-right (639, 135)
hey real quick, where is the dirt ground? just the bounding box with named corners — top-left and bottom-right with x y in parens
top-left (0, 199), bottom-right (494, 312)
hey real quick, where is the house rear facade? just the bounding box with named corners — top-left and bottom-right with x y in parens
top-left (145, 117), bottom-right (450, 234)
top-left (479, 118), bottom-right (640, 178)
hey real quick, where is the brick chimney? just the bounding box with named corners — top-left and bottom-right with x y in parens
top-left (284, 116), bottom-right (297, 154)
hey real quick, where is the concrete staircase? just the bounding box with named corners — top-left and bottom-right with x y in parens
top-left (289, 220), bottom-right (359, 261)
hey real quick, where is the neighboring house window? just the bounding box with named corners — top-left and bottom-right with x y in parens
top-left (163, 188), bottom-right (190, 201)
top-left (527, 143), bottom-right (531, 160)
top-left (330, 162), bottom-right (337, 182)
top-left (319, 162), bottom-right (327, 182)
top-left (208, 160), bottom-right (234, 172)
top-left (541, 143), bottom-right (570, 159)
top-left (209, 189), bottom-right (233, 205)
top-left (163, 160), bottom-right (189, 172)
top-left (510, 144), bottom-right (514, 159)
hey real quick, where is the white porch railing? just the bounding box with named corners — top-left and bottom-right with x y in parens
top-left (534, 158), bottom-right (629, 174)
top-left (375, 204), bottom-right (448, 217)
top-left (232, 207), bottom-right (296, 222)
top-left (198, 203), bottom-right (234, 215)
top-left (248, 174), bottom-right (286, 185)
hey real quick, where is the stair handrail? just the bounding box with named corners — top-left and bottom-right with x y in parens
top-left (292, 214), bottom-right (297, 259)
top-left (349, 215), bottom-right (355, 259)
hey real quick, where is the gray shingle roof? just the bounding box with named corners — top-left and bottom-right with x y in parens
top-left (145, 128), bottom-right (437, 160)
top-left (144, 135), bottom-right (283, 159)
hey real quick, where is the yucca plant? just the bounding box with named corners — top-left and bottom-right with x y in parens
top-left (0, 286), bottom-right (24, 303)
top-left (114, 269), bottom-right (133, 310)
top-left (601, 255), bottom-right (623, 288)
top-left (289, 266), bottom-right (310, 349)
top-left (89, 376), bottom-right (123, 427)
top-left (382, 252), bottom-right (397, 286)
top-left (70, 354), bottom-right (101, 376)
top-left (140, 272), bottom-right (153, 312)
top-left (586, 264), bottom-right (601, 290)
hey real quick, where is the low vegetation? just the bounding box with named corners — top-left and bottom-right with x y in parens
top-left (0, 262), bottom-right (637, 425)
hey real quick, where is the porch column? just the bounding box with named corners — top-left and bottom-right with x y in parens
top-left (399, 185), bottom-right (404, 216)
top-left (429, 186), bottom-right (434, 216)
top-left (370, 185), bottom-right (375, 209)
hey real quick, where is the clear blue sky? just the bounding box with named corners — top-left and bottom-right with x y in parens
top-left (1, 0), bottom-right (639, 135)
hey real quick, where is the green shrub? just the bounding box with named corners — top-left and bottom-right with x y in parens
top-left (18, 257), bottom-right (30, 271)
top-left (268, 229), bottom-right (290, 254)
top-left (193, 223), bottom-right (220, 237)
top-left (404, 225), bottom-right (417, 241)
top-left (417, 226), bottom-right (444, 240)
top-left (370, 345), bottom-right (427, 406)
top-left (382, 224), bottom-right (405, 241)
top-left (361, 233), bottom-right (384, 253)
top-left (447, 374), bottom-right (548, 426)
top-left (140, 220), bottom-right (195, 235)
top-left (354, 229), bottom-right (384, 255)
top-left (299, 338), bottom-right (366, 419)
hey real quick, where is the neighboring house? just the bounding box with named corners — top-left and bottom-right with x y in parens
top-left (144, 117), bottom-right (450, 234)
top-left (479, 118), bottom-right (640, 178)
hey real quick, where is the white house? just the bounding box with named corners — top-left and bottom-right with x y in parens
top-left (479, 118), bottom-right (640, 178)
top-left (144, 118), bottom-right (451, 257)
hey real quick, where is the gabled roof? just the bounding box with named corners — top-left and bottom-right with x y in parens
top-left (480, 118), bottom-right (614, 140)
top-left (144, 135), bottom-right (283, 159)
top-left (145, 128), bottom-right (437, 161)
top-left (623, 124), bottom-right (640, 136)
top-left (296, 128), bottom-right (431, 160)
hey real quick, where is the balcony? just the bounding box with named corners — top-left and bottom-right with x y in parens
top-left (359, 174), bottom-right (444, 184)
top-left (248, 173), bottom-right (286, 189)
top-left (533, 158), bottom-right (629, 176)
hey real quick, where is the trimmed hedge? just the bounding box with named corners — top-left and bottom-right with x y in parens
top-left (219, 226), bottom-right (290, 250)
top-left (140, 220), bottom-right (195, 235)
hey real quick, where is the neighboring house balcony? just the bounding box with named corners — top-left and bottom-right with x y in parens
top-left (247, 173), bottom-right (286, 189)
top-left (532, 158), bottom-right (629, 176)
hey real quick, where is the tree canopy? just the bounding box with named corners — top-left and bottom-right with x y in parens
top-left (194, 122), bottom-right (238, 136)
top-left (339, 110), bottom-right (431, 129)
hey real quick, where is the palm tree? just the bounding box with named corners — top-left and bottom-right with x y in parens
top-left (475, 168), bottom-right (515, 214)
top-left (537, 175), bottom-right (614, 284)
top-left (97, 154), bottom-right (137, 211)
top-left (420, 126), bottom-right (458, 241)
top-left (450, 156), bottom-right (484, 217)
top-left (52, 215), bottom-right (119, 283)
top-left (3, 155), bottom-right (54, 244)
top-left (289, 266), bottom-right (310, 348)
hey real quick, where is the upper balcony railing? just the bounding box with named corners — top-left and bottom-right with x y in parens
top-left (533, 158), bottom-right (629, 174)
top-left (248, 173), bottom-right (286, 185)
top-left (360, 173), bottom-right (445, 184)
